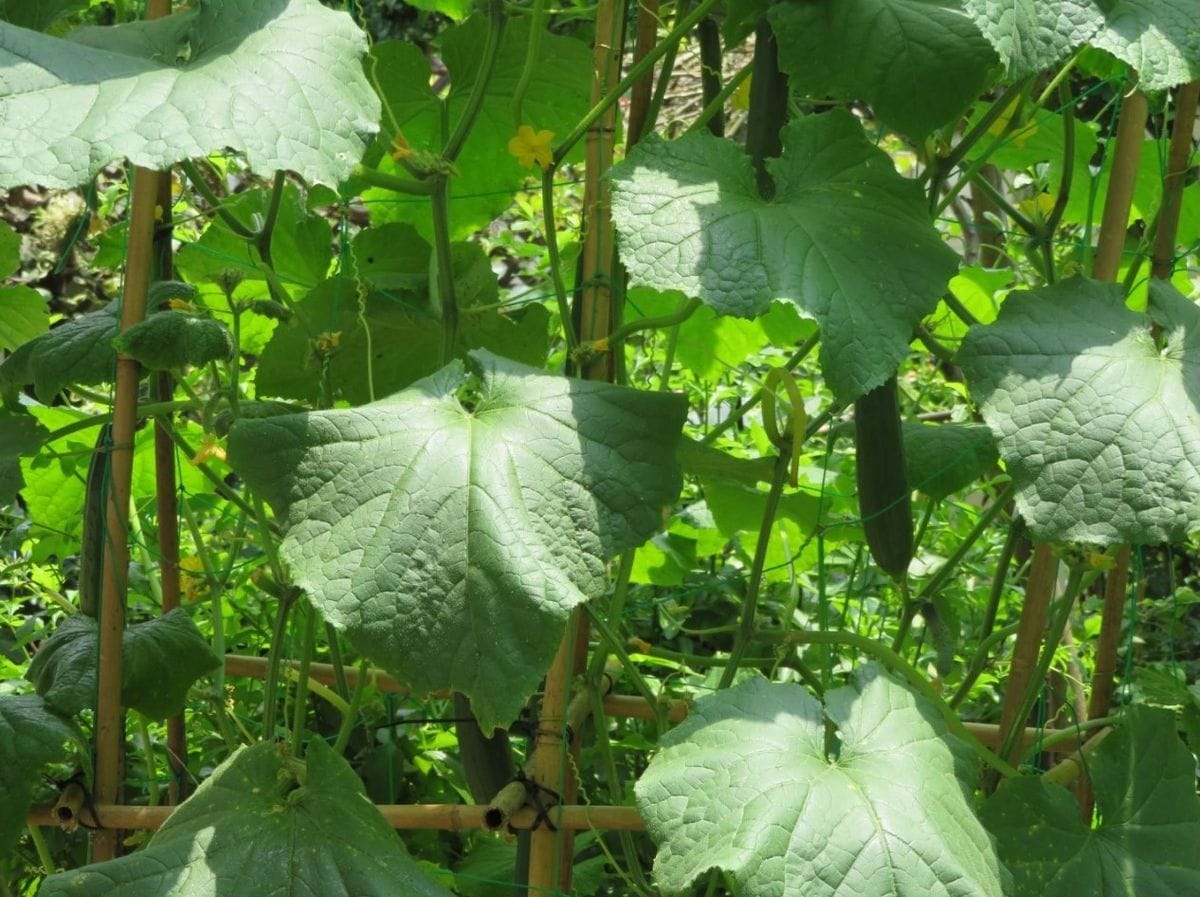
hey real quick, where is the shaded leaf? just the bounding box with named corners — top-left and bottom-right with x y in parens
top-left (26, 609), bottom-right (219, 720)
top-left (0, 408), bottom-right (48, 500)
top-left (0, 286), bottom-right (49, 351)
top-left (113, 312), bottom-right (234, 371)
top-left (257, 238), bottom-right (547, 405)
top-left (1, 304), bottom-right (119, 401)
top-left (769, 0), bottom-right (996, 139)
top-left (958, 277), bottom-right (1200, 544)
top-left (0, 694), bottom-right (76, 858)
top-left (981, 706), bottom-right (1200, 896)
top-left (636, 668), bottom-right (1006, 897)
top-left (39, 739), bottom-right (453, 897)
top-left (0, 0), bottom-right (378, 188)
top-left (902, 421), bottom-right (998, 499)
top-left (610, 112), bottom-right (957, 401)
top-left (229, 351), bottom-right (686, 732)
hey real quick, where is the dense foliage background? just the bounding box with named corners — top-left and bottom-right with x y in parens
top-left (1, 0), bottom-right (1199, 895)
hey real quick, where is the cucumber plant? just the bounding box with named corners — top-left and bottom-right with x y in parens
top-left (1, 1), bottom-right (1199, 896)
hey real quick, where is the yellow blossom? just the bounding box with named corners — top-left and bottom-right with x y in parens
top-left (167, 298), bottom-right (196, 312)
top-left (507, 125), bottom-right (555, 169)
top-left (987, 96), bottom-right (1039, 148)
top-left (179, 555), bottom-right (208, 602)
top-left (390, 131), bottom-right (414, 162)
top-left (191, 433), bottom-right (227, 465)
top-left (1017, 192), bottom-right (1055, 222)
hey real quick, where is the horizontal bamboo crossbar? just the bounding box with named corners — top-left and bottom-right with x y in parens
top-left (27, 802), bottom-right (644, 832)
top-left (223, 654), bottom-right (1080, 753)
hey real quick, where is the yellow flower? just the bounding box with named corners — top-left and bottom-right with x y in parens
top-left (167, 298), bottom-right (196, 312)
top-left (191, 433), bottom-right (227, 465)
top-left (987, 96), bottom-right (1039, 148)
top-left (390, 131), bottom-right (413, 162)
top-left (507, 125), bottom-right (555, 169)
top-left (179, 555), bottom-right (208, 602)
top-left (1017, 192), bottom-right (1055, 222)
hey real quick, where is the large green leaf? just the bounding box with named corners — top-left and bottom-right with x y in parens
top-left (981, 706), bottom-right (1200, 897)
top-left (39, 739), bottom-right (453, 897)
top-left (636, 668), bottom-right (1006, 897)
top-left (963, 0), bottom-right (1200, 88)
top-left (609, 112), bottom-right (957, 402)
top-left (957, 277), bottom-right (1200, 544)
top-left (0, 286), bottom-right (49, 352)
top-left (26, 609), bottom-right (220, 720)
top-left (256, 235), bottom-right (548, 405)
top-left (0, 0), bottom-right (378, 188)
top-left (768, 0), bottom-right (996, 139)
top-left (0, 0), bottom-right (87, 32)
top-left (363, 18), bottom-right (592, 238)
top-left (0, 694), bottom-right (76, 858)
top-left (229, 351), bottom-right (686, 732)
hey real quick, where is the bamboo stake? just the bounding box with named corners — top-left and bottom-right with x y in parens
top-left (993, 544), bottom-right (1058, 773)
top-left (28, 802), bottom-right (646, 834)
top-left (625, 0), bottom-right (661, 147)
top-left (1150, 80), bottom-right (1199, 280)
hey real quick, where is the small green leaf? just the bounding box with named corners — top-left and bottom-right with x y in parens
top-left (38, 739), bottom-right (453, 897)
top-left (229, 351), bottom-right (686, 733)
top-left (769, 0), bottom-right (997, 139)
top-left (0, 286), bottom-right (50, 351)
top-left (981, 706), bottom-right (1200, 897)
top-left (636, 668), bottom-right (1006, 897)
top-left (0, 219), bottom-right (20, 276)
top-left (958, 276), bottom-right (1200, 544)
top-left (113, 312), bottom-right (235, 370)
top-left (903, 421), bottom-right (998, 499)
top-left (0, 0), bottom-right (88, 32)
top-left (0, 0), bottom-right (378, 188)
top-left (0, 409), bottom-right (48, 500)
top-left (26, 609), bottom-right (219, 720)
top-left (0, 304), bottom-right (118, 400)
top-left (174, 183), bottom-right (333, 294)
top-left (610, 111), bottom-right (957, 401)
top-left (0, 694), bottom-right (76, 858)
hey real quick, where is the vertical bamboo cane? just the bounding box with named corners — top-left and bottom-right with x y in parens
top-left (527, 3), bottom-right (623, 893)
top-left (92, 167), bottom-right (159, 861)
top-left (1078, 83), bottom-right (1194, 816)
top-left (93, 0), bottom-right (174, 860)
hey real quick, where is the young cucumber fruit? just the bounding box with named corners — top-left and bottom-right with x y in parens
top-left (854, 376), bottom-right (914, 581)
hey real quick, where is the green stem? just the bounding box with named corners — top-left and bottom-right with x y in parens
top-left (914, 482), bottom-right (1015, 605)
top-left (181, 160), bottom-right (257, 239)
top-left (980, 516), bottom-right (1025, 643)
top-left (940, 291), bottom-right (980, 328)
top-left (255, 170), bottom-right (287, 266)
top-left (136, 714), bottom-right (161, 806)
top-left (687, 61), bottom-right (752, 136)
top-left (352, 165), bottom-right (435, 195)
top-left (719, 451), bottom-right (790, 689)
top-left (582, 603), bottom-right (668, 736)
top-left (180, 498), bottom-right (224, 697)
top-left (27, 825), bottom-right (55, 875)
top-left (255, 496), bottom-right (293, 740)
top-left (586, 550), bottom-right (635, 681)
top-left (541, 169), bottom-right (578, 350)
top-left (510, 0), bottom-right (546, 126)
top-left (594, 297), bottom-right (700, 347)
top-left (332, 658), bottom-right (370, 755)
top-left (325, 624), bottom-right (350, 701)
top-left (553, 0), bottom-right (722, 163)
top-left (1020, 714), bottom-right (1118, 765)
top-left (290, 601), bottom-right (317, 756)
top-left (931, 77), bottom-right (1034, 213)
top-left (444, 0), bottom-right (506, 163)
top-left (948, 621), bottom-right (1021, 709)
top-left (430, 176), bottom-right (459, 364)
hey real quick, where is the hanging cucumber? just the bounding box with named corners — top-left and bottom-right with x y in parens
top-left (854, 376), bottom-right (913, 581)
